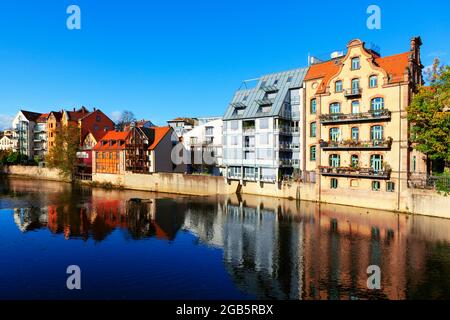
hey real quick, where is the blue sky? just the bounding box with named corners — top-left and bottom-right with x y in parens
top-left (0, 0), bottom-right (449, 129)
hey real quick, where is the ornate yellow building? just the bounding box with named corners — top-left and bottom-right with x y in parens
top-left (303, 38), bottom-right (425, 211)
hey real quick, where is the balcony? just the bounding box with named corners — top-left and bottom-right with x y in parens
top-left (275, 126), bottom-right (292, 135)
top-left (255, 98), bottom-right (275, 106)
top-left (344, 87), bottom-right (362, 98)
top-left (278, 143), bottom-right (292, 150)
top-left (260, 175), bottom-right (276, 183)
top-left (320, 109), bottom-right (391, 125)
top-left (320, 138), bottom-right (393, 150)
top-left (279, 159), bottom-right (293, 166)
top-left (243, 127), bottom-right (255, 134)
top-left (319, 166), bottom-right (391, 179)
top-left (260, 85), bottom-right (278, 93)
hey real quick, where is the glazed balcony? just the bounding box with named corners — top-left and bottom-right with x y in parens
top-left (320, 109), bottom-right (391, 125)
top-left (344, 87), bottom-right (362, 98)
top-left (320, 138), bottom-right (393, 151)
top-left (319, 166), bottom-right (392, 179)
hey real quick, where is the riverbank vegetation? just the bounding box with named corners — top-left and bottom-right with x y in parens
top-left (46, 125), bottom-right (80, 179)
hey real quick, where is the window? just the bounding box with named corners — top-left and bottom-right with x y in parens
top-left (287, 76), bottom-right (293, 83)
top-left (231, 136), bottom-right (238, 145)
top-left (259, 118), bottom-right (269, 129)
top-left (258, 105), bottom-right (271, 114)
top-left (205, 126), bottom-right (214, 136)
top-left (231, 120), bottom-right (238, 130)
top-left (351, 155), bottom-right (359, 167)
top-left (260, 133), bottom-right (268, 145)
top-left (94, 125), bottom-right (99, 132)
top-left (244, 151), bottom-right (255, 160)
top-left (371, 97), bottom-right (384, 111)
top-left (329, 102), bottom-right (340, 114)
top-left (370, 155), bottom-right (383, 172)
top-left (329, 154), bottom-right (340, 167)
top-left (243, 95), bottom-right (249, 101)
top-left (310, 146), bottom-right (316, 161)
top-left (310, 122), bottom-right (317, 137)
top-left (96, 115), bottom-right (101, 122)
top-left (233, 108), bottom-right (245, 116)
top-left (310, 99), bottom-right (317, 114)
top-left (352, 101), bottom-right (360, 114)
top-left (351, 78), bottom-right (360, 93)
top-left (335, 80), bottom-right (343, 93)
top-left (330, 178), bottom-right (338, 189)
top-left (386, 181), bottom-right (395, 192)
top-left (329, 127), bottom-right (340, 142)
top-left (273, 79), bottom-right (279, 86)
top-left (372, 181), bottom-right (381, 191)
top-left (370, 125), bottom-right (383, 141)
top-left (351, 127), bottom-right (359, 141)
top-left (369, 75), bottom-right (378, 88)
top-left (351, 57), bottom-right (360, 70)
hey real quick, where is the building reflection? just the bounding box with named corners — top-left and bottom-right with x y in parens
top-left (8, 178), bottom-right (450, 300)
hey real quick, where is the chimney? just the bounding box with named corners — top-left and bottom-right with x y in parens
top-left (73, 108), bottom-right (75, 112)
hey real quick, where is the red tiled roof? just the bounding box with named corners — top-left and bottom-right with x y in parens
top-left (148, 127), bottom-right (172, 150)
top-left (93, 131), bottom-right (130, 151)
top-left (36, 113), bottom-right (49, 123)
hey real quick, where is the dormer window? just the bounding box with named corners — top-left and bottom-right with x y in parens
top-left (351, 57), bottom-right (360, 70)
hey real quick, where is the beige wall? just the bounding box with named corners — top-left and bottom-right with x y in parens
top-left (1, 165), bottom-right (66, 181)
top-left (93, 172), bottom-right (238, 196)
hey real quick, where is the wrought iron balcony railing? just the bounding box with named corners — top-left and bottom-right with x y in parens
top-left (344, 87), bottom-right (362, 98)
top-left (320, 109), bottom-right (391, 124)
top-left (320, 138), bottom-right (393, 150)
top-left (319, 166), bottom-right (392, 179)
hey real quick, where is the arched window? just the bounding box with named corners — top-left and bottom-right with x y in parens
top-left (351, 127), bottom-right (359, 141)
top-left (335, 80), bottom-right (343, 93)
top-left (351, 78), bottom-right (360, 94)
top-left (329, 127), bottom-right (340, 142)
top-left (369, 75), bottom-right (378, 88)
top-left (351, 101), bottom-right (360, 114)
top-left (371, 97), bottom-right (384, 111)
top-left (370, 154), bottom-right (383, 172)
top-left (310, 99), bottom-right (317, 114)
top-left (351, 57), bottom-right (360, 70)
top-left (370, 125), bottom-right (383, 141)
top-left (329, 102), bottom-right (340, 114)
top-left (329, 154), bottom-right (340, 167)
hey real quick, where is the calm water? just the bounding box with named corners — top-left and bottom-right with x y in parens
top-left (0, 177), bottom-right (449, 300)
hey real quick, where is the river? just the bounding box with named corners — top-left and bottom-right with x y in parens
top-left (0, 176), bottom-right (449, 300)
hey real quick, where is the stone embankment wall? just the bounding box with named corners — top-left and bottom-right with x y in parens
top-left (3, 166), bottom-right (449, 219)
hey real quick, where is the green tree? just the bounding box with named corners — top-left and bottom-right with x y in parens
top-left (46, 125), bottom-right (80, 179)
top-left (408, 59), bottom-right (450, 169)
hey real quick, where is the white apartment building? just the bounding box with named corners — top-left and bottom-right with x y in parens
top-left (182, 118), bottom-right (223, 175)
top-left (11, 110), bottom-right (43, 159)
top-left (33, 114), bottom-right (48, 160)
top-left (222, 68), bottom-right (308, 183)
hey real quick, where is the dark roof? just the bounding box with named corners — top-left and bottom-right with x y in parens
top-left (49, 111), bottom-right (63, 121)
top-left (20, 110), bottom-right (42, 122)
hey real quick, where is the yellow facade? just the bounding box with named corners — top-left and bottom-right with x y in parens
top-left (303, 38), bottom-right (425, 211)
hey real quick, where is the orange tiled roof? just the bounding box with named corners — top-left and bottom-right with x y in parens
top-left (305, 50), bottom-right (411, 94)
top-left (148, 126), bottom-right (172, 150)
top-left (304, 59), bottom-right (342, 94)
top-left (93, 131), bottom-right (130, 151)
top-left (374, 52), bottom-right (410, 83)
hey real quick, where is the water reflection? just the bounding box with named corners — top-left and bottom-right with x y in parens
top-left (1, 178), bottom-right (450, 300)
